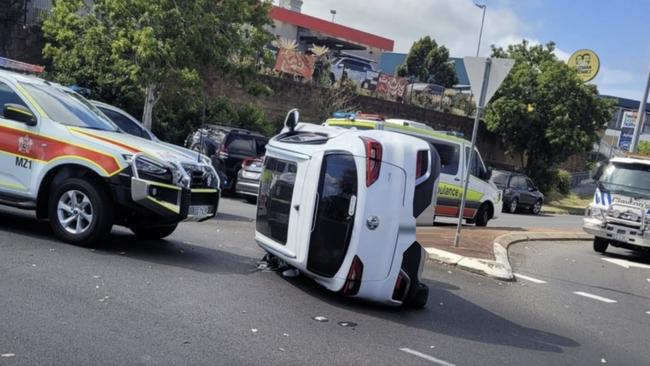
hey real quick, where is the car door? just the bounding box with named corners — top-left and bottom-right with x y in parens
top-left (511, 176), bottom-right (529, 204)
top-left (429, 140), bottom-right (462, 217)
top-left (466, 147), bottom-right (492, 217)
top-left (0, 80), bottom-right (39, 196)
top-left (525, 178), bottom-right (538, 205)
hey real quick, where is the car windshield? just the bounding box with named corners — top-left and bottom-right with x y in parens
top-left (600, 162), bottom-right (650, 198)
top-left (19, 82), bottom-right (119, 131)
top-left (491, 172), bottom-right (509, 189)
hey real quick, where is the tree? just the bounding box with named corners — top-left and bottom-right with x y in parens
top-left (0, 0), bottom-right (26, 57)
top-left (43, 0), bottom-right (272, 129)
top-left (397, 36), bottom-right (458, 88)
top-left (484, 40), bottom-right (614, 189)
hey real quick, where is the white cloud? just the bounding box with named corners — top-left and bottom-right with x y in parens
top-left (592, 66), bottom-right (642, 99)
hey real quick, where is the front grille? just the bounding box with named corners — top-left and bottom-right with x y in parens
top-left (182, 163), bottom-right (215, 189)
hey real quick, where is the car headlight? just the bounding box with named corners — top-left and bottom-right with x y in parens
top-left (132, 155), bottom-right (177, 186)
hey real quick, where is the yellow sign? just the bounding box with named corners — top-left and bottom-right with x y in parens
top-left (567, 49), bottom-right (600, 82)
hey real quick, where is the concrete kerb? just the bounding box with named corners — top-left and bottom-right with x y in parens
top-left (425, 232), bottom-right (593, 281)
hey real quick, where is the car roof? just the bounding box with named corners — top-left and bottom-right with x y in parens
top-left (204, 124), bottom-right (266, 138)
top-left (493, 170), bottom-right (528, 177)
top-left (610, 156), bottom-right (650, 166)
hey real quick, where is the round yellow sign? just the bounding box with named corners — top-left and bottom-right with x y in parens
top-left (567, 49), bottom-right (600, 82)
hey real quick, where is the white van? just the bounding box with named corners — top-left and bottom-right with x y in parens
top-left (255, 110), bottom-right (439, 307)
top-left (325, 115), bottom-right (502, 226)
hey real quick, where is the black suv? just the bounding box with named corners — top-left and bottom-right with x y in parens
top-left (491, 171), bottom-right (544, 215)
top-left (185, 125), bottom-right (268, 192)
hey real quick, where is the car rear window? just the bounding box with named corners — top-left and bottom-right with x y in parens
top-left (226, 134), bottom-right (267, 156)
top-left (491, 172), bottom-right (508, 188)
top-left (431, 142), bottom-right (460, 175)
top-left (256, 157), bottom-right (297, 245)
top-left (307, 153), bottom-right (358, 278)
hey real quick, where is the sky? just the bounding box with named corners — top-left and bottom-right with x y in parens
top-left (293, 0), bottom-right (650, 100)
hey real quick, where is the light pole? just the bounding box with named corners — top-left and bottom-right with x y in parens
top-left (330, 9), bottom-right (337, 22)
top-left (475, 1), bottom-right (487, 57)
top-left (629, 65), bottom-right (650, 153)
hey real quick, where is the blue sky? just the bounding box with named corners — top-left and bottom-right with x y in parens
top-left (298, 0), bottom-right (647, 99)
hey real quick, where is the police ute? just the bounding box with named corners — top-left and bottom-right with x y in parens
top-left (0, 58), bottom-right (220, 245)
top-left (255, 110), bottom-right (440, 307)
top-left (584, 155), bottom-right (650, 254)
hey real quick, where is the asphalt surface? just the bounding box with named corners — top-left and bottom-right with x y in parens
top-left (0, 198), bottom-right (647, 365)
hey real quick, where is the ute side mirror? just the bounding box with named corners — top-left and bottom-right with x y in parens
top-left (284, 108), bottom-right (299, 133)
top-left (4, 103), bottom-right (36, 126)
top-left (592, 161), bottom-right (606, 181)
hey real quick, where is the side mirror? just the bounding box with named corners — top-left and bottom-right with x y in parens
top-left (337, 63), bottom-right (344, 69)
top-left (483, 168), bottom-right (492, 181)
top-left (4, 103), bottom-right (36, 126)
top-left (284, 108), bottom-right (299, 133)
top-left (592, 161), bottom-right (606, 181)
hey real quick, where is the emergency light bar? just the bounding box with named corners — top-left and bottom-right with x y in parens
top-left (0, 57), bottom-right (45, 74)
top-left (332, 111), bottom-right (385, 121)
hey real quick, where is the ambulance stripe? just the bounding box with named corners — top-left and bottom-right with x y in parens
top-left (436, 204), bottom-right (477, 219)
top-left (0, 125), bottom-right (122, 175)
top-left (70, 128), bottom-right (141, 154)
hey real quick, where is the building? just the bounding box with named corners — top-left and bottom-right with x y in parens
top-left (600, 96), bottom-right (650, 151)
top-left (269, 0), bottom-right (394, 63)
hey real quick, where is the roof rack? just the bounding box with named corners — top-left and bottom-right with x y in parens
top-left (0, 57), bottom-right (45, 74)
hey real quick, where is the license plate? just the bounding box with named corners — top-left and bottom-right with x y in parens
top-left (189, 205), bottom-right (214, 217)
top-left (614, 233), bottom-right (626, 242)
top-left (243, 171), bottom-right (260, 179)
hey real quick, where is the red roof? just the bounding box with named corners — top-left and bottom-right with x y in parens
top-left (270, 6), bottom-right (394, 51)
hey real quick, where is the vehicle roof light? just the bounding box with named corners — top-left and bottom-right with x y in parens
top-left (0, 57), bottom-right (45, 74)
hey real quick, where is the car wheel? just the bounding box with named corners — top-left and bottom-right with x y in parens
top-left (530, 199), bottom-right (543, 215)
top-left (508, 198), bottom-right (518, 214)
top-left (474, 204), bottom-right (490, 227)
top-left (245, 196), bottom-right (257, 204)
top-left (48, 178), bottom-right (113, 246)
top-left (130, 224), bottom-right (178, 240)
top-left (404, 282), bottom-right (429, 308)
top-left (593, 237), bottom-right (609, 253)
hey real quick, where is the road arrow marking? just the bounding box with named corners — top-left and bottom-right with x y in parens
top-left (573, 291), bottom-right (618, 304)
top-left (515, 273), bottom-right (547, 284)
top-left (602, 258), bottom-right (650, 270)
top-left (400, 348), bottom-right (456, 366)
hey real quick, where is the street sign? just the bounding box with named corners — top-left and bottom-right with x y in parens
top-left (454, 57), bottom-right (514, 247)
top-left (464, 57), bottom-right (515, 105)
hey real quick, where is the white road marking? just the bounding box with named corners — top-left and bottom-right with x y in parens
top-left (601, 258), bottom-right (650, 270)
top-left (573, 291), bottom-right (618, 304)
top-left (514, 273), bottom-right (547, 284)
top-left (400, 348), bottom-right (456, 366)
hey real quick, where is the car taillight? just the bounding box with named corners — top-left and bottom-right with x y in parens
top-left (242, 158), bottom-right (253, 168)
top-left (341, 255), bottom-right (363, 296)
top-left (392, 269), bottom-right (411, 301)
top-left (416, 150), bottom-right (428, 180)
top-left (359, 137), bottom-right (382, 187)
top-left (218, 144), bottom-right (229, 159)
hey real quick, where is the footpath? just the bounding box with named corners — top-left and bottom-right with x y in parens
top-left (417, 225), bottom-right (592, 280)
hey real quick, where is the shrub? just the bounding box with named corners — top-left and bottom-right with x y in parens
top-left (638, 141), bottom-right (650, 156)
top-left (555, 169), bottom-right (571, 195)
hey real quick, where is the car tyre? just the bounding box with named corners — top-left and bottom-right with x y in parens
top-left (507, 198), bottom-right (518, 214)
top-left (245, 196), bottom-right (257, 204)
top-left (474, 204), bottom-right (490, 227)
top-left (404, 282), bottom-right (429, 309)
top-left (530, 199), bottom-right (543, 215)
top-left (48, 177), bottom-right (113, 246)
top-left (593, 237), bottom-right (609, 253)
top-left (131, 224), bottom-right (178, 240)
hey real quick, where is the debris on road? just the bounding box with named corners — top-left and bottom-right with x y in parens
top-left (338, 322), bottom-right (357, 328)
top-left (1, 353), bottom-right (16, 358)
top-left (251, 328), bottom-right (258, 334)
top-left (601, 357), bottom-right (607, 363)
top-left (312, 316), bottom-right (328, 323)
top-left (92, 275), bottom-right (101, 279)
top-left (279, 347), bottom-right (285, 352)
top-left (283, 333), bottom-right (289, 337)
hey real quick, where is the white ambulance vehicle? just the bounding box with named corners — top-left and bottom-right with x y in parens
top-left (0, 58), bottom-right (220, 245)
top-left (255, 110), bottom-right (439, 307)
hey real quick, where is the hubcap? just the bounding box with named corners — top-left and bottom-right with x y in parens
top-left (57, 190), bottom-right (93, 235)
top-left (534, 201), bottom-right (541, 213)
top-left (511, 200), bottom-right (517, 212)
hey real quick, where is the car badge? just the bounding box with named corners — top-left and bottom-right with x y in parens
top-left (18, 135), bottom-right (33, 154)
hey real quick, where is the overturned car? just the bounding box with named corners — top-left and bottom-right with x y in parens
top-left (255, 110), bottom-right (440, 307)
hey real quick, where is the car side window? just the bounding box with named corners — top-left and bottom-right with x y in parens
top-left (513, 176), bottom-right (526, 189)
top-left (0, 81), bottom-right (30, 119)
top-left (431, 142), bottom-right (459, 175)
top-left (98, 107), bottom-right (149, 139)
top-left (526, 179), bottom-right (536, 190)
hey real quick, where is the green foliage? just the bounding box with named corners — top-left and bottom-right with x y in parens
top-left (555, 169), bottom-right (571, 195)
top-left (43, 0), bottom-right (272, 130)
top-left (485, 40), bottom-right (615, 185)
top-left (637, 141), bottom-right (650, 155)
top-left (397, 36), bottom-right (458, 87)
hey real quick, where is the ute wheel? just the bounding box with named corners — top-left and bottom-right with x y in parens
top-left (475, 204), bottom-right (490, 227)
top-left (131, 224), bottom-right (178, 240)
top-left (48, 177), bottom-right (113, 246)
top-left (507, 198), bottom-right (518, 214)
top-left (404, 282), bottom-right (429, 309)
top-left (593, 237), bottom-right (609, 253)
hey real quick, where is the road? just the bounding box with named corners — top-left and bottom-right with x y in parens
top-left (0, 198), bottom-right (648, 365)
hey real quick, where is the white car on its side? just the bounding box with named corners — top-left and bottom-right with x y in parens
top-left (255, 110), bottom-right (440, 307)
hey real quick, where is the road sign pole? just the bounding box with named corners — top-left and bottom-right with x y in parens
top-left (454, 58), bottom-right (491, 247)
top-left (629, 64), bottom-right (650, 153)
